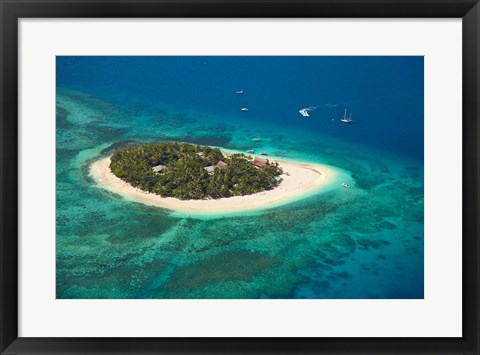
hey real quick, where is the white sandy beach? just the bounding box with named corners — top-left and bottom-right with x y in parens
top-left (90, 156), bottom-right (335, 213)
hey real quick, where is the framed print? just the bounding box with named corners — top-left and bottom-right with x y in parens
top-left (1, 1), bottom-right (479, 354)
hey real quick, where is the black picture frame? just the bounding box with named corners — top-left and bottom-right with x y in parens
top-left (1, 1), bottom-right (479, 354)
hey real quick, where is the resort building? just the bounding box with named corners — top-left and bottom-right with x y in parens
top-left (152, 164), bottom-right (166, 173)
top-left (252, 156), bottom-right (269, 168)
top-left (204, 166), bottom-right (216, 175)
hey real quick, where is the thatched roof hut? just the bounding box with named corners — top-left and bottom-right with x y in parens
top-left (252, 156), bottom-right (269, 168)
top-left (216, 161), bottom-right (227, 170)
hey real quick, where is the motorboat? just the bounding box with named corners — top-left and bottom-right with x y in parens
top-left (299, 109), bottom-right (309, 117)
top-left (341, 183), bottom-right (351, 188)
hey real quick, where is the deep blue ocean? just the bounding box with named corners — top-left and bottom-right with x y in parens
top-left (56, 56), bottom-right (424, 299)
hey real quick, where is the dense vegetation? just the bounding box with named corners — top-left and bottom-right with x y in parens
top-left (110, 142), bottom-right (283, 200)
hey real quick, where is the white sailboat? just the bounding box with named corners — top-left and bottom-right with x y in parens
top-left (340, 109), bottom-right (353, 123)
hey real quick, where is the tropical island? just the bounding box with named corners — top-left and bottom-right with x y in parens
top-left (109, 142), bottom-right (282, 200)
top-left (90, 142), bottom-right (336, 213)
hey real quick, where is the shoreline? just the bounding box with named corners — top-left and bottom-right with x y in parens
top-left (90, 155), bottom-right (336, 213)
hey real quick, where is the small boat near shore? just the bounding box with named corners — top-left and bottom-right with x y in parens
top-left (247, 149), bottom-right (255, 153)
top-left (341, 183), bottom-right (351, 188)
top-left (252, 138), bottom-right (262, 142)
top-left (260, 152), bottom-right (268, 156)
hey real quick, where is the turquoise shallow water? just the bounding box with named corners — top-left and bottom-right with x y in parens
top-left (56, 56), bottom-right (424, 299)
top-left (56, 88), bottom-right (423, 299)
